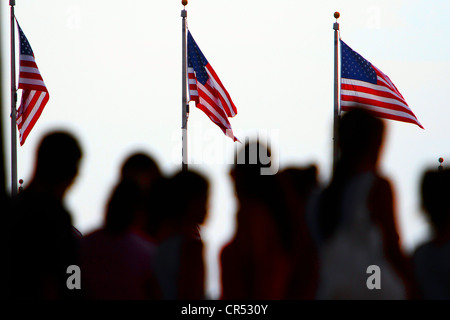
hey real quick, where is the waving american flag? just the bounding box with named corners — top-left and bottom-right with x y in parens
top-left (16, 22), bottom-right (50, 145)
top-left (340, 39), bottom-right (423, 129)
top-left (187, 31), bottom-right (238, 141)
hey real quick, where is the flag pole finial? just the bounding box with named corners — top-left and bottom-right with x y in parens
top-left (333, 12), bottom-right (340, 31)
top-left (439, 157), bottom-right (444, 172)
top-left (18, 179), bottom-right (24, 193)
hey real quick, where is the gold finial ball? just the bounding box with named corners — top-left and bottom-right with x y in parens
top-left (334, 12), bottom-right (340, 19)
top-left (182, 0), bottom-right (188, 6)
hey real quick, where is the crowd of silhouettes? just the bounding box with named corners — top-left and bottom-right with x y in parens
top-left (3, 107), bottom-right (450, 300)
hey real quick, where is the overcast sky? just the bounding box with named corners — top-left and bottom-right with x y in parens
top-left (2, 0), bottom-right (449, 298)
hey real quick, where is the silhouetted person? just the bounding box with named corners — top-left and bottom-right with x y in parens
top-left (220, 140), bottom-right (293, 299)
top-left (278, 165), bottom-right (321, 299)
top-left (119, 151), bottom-right (164, 241)
top-left (316, 108), bottom-right (416, 299)
top-left (79, 179), bottom-right (161, 300)
top-left (7, 131), bottom-right (82, 299)
top-left (413, 168), bottom-right (450, 299)
top-left (151, 170), bottom-right (209, 300)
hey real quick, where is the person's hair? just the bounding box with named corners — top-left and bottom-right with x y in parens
top-left (143, 170), bottom-right (209, 236)
top-left (338, 107), bottom-right (384, 165)
top-left (120, 152), bottom-right (161, 180)
top-left (34, 131), bottom-right (82, 185)
top-left (421, 168), bottom-right (450, 234)
top-left (233, 139), bottom-right (274, 199)
top-left (104, 179), bottom-right (142, 235)
top-left (167, 170), bottom-right (209, 221)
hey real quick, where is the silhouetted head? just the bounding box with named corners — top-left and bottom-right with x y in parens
top-left (231, 139), bottom-right (275, 200)
top-left (144, 169), bottom-right (210, 238)
top-left (421, 168), bottom-right (450, 235)
top-left (33, 131), bottom-right (82, 189)
top-left (338, 108), bottom-right (385, 169)
top-left (169, 170), bottom-right (210, 226)
top-left (120, 152), bottom-right (162, 191)
top-left (104, 179), bottom-right (143, 235)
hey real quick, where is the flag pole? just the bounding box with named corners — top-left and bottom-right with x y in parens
top-left (332, 11), bottom-right (340, 173)
top-left (181, 0), bottom-right (189, 171)
top-left (10, 0), bottom-right (18, 196)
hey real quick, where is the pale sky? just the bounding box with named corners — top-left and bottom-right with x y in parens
top-left (2, 0), bottom-right (449, 299)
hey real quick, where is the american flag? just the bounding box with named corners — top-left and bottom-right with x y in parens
top-left (16, 22), bottom-right (50, 145)
top-left (187, 31), bottom-right (238, 141)
top-left (340, 39), bottom-right (423, 129)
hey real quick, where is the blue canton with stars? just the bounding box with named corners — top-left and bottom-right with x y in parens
top-left (18, 25), bottom-right (34, 56)
top-left (341, 40), bottom-right (377, 84)
top-left (187, 31), bottom-right (210, 85)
